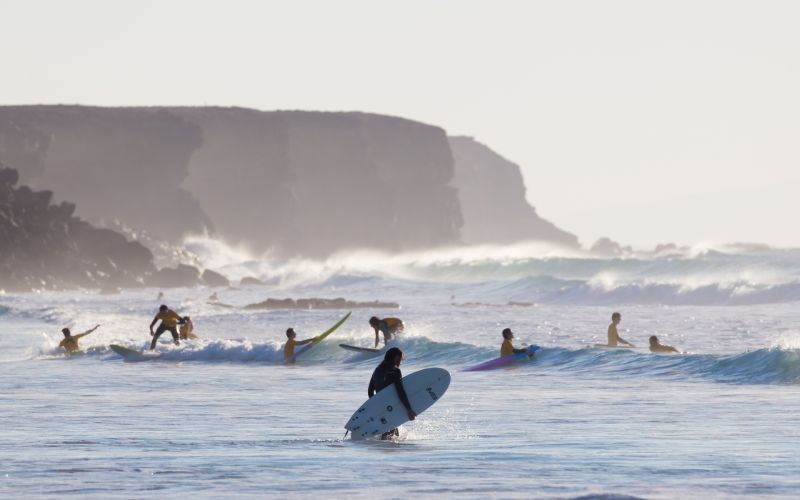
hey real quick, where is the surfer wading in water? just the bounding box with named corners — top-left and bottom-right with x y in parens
top-left (500, 328), bottom-right (529, 356)
top-left (149, 304), bottom-right (184, 350)
top-left (59, 324), bottom-right (100, 353)
top-left (284, 328), bottom-right (316, 363)
top-left (368, 347), bottom-right (416, 439)
top-left (370, 316), bottom-right (404, 348)
top-left (607, 312), bottom-right (634, 347)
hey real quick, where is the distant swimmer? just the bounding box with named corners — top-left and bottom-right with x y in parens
top-left (284, 328), bottom-right (316, 363)
top-left (149, 304), bottom-right (184, 350)
top-left (179, 316), bottom-right (198, 340)
top-left (607, 312), bottom-right (634, 347)
top-left (649, 335), bottom-right (679, 353)
top-left (157, 291), bottom-right (164, 300)
top-left (368, 347), bottom-right (415, 439)
top-left (208, 292), bottom-right (219, 301)
top-left (369, 316), bottom-right (404, 348)
top-left (59, 324), bottom-right (100, 353)
top-left (500, 328), bottom-right (529, 356)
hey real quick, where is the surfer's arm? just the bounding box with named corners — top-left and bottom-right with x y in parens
top-left (394, 380), bottom-right (416, 420)
top-left (618, 337), bottom-right (634, 347)
top-left (77, 324), bottom-right (101, 338)
top-left (368, 378), bottom-right (375, 398)
top-left (296, 337), bottom-right (314, 345)
top-left (373, 327), bottom-right (380, 348)
top-left (149, 317), bottom-right (159, 332)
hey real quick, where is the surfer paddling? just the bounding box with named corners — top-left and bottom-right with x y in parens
top-left (370, 316), bottom-right (404, 348)
top-left (59, 324), bottom-right (100, 353)
top-left (501, 328), bottom-right (529, 356)
top-left (149, 304), bottom-right (184, 350)
top-left (606, 312), bottom-right (634, 347)
top-left (368, 347), bottom-right (416, 439)
top-left (284, 328), bottom-right (316, 363)
top-left (649, 335), bottom-right (680, 353)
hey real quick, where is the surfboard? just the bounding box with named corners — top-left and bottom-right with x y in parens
top-left (592, 344), bottom-right (634, 349)
top-left (109, 344), bottom-right (161, 361)
top-left (339, 344), bottom-right (381, 353)
top-left (286, 311), bottom-right (351, 363)
top-left (345, 367), bottom-right (451, 440)
top-left (462, 345), bottom-right (540, 372)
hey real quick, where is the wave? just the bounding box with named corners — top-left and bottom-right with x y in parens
top-left (33, 332), bottom-right (800, 385)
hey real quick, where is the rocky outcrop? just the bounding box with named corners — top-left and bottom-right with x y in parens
top-left (201, 269), bottom-right (229, 287)
top-left (449, 136), bottom-right (579, 247)
top-left (0, 106), bottom-right (463, 257)
top-left (243, 297), bottom-right (399, 310)
top-left (0, 164), bottom-right (155, 291)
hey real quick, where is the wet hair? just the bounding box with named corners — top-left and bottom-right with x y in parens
top-left (612, 312), bottom-right (621, 320)
top-left (649, 335), bottom-right (658, 345)
top-left (502, 328), bottom-right (512, 339)
top-left (159, 304), bottom-right (168, 312)
top-left (369, 316), bottom-right (379, 327)
top-left (382, 347), bottom-right (404, 365)
top-left (183, 316), bottom-right (190, 321)
top-left (62, 328), bottom-right (71, 337)
top-left (286, 328), bottom-right (295, 337)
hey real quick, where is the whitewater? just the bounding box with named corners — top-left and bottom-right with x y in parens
top-left (3, 241), bottom-right (800, 498)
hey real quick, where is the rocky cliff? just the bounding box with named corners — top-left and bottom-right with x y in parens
top-left (0, 106), bottom-right (463, 257)
top-left (449, 136), bottom-right (579, 247)
top-left (0, 164), bottom-right (155, 291)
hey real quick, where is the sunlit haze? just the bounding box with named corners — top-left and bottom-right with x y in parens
top-left (2, 0), bottom-right (798, 247)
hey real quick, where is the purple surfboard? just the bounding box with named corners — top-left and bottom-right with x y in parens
top-left (463, 345), bottom-right (541, 372)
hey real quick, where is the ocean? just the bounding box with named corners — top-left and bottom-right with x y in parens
top-left (3, 241), bottom-right (800, 498)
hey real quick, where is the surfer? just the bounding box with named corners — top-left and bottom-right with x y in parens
top-left (649, 335), bottom-right (679, 353)
top-left (370, 316), bottom-right (404, 348)
top-left (368, 347), bottom-right (416, 439)
top-left (59, 324), bottom-right (100, 353)
top-left (179, 316), bottom-right (197, 340)
top-left (284, 328), bottom-right (316, 363)
top-left (149, 304), bottom-right (184, 350)
top-left (500, 328), bottom-right (529, 356)
top-left (607, 312), bottom-right (634, 347)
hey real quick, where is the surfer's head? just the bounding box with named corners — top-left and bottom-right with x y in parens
top-left (61, 327), bottom-right (71, 337)
top-left (369, 316), bottom-right (380, 328)
top-left (286, 328), bottom-right (296, 339)
top-left (612, 312), bottom-right (621, 323)
top-left (649, 335), bottom-right (659, 347)
top-left (159, 304), bottom-right (168, 312)
top-left (383, 347), bottom-right (404, 366)
top-left (502, 328), bottom-right (513, 340)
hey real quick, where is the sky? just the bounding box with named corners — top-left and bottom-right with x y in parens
top-left (2, 0), bottom-right (799, 248)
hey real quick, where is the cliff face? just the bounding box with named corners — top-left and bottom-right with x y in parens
top-left (0, 106), bottom-right (211, 242)
top-left (0, 165), bottom-right (155, 291)
top-left (449, 136), bottom-right (579, 247)
top-left (0, 106), bottom-right (463, 257)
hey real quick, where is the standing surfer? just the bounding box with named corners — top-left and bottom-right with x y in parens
top-left (368, 347), bottom-right (416, 439)
top-left (149, 304), bottom-right (184, 350)
top-left (370, 316), bottom-right (404, 348)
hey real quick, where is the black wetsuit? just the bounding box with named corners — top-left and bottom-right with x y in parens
top-left (368, 363), bottom-right (412, 439)
top-left (150, 323), bottom-right (179, 350)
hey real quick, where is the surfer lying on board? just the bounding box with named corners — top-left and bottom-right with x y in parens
top-left (284, 328), bottom-right (317, 363)
top-left (649, 335), bottom-right (679, 353)
top-left (368, 347), bottom-right (416, 439)
top-left (179, 316), bottom-right (198, 340)
top-left (501, 328), bottom-right (529, 356)
top-left (149, 304), bottom-right (184, 350)
top-left (59, 324), bottom-right (100, 353)
top-left (370, 316), bottom-right (404, 348)
top-left (607, 312), bottom-right (634, 347)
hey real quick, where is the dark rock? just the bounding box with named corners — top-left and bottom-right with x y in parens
top-left (240, 276), bottom-right (264, 286)
top-left (243, 297), bottom-right (399, 310)
top-left (201, 269), bottom-right (229, 287)
top-left (590, 237), bottom-right (632, 257)
top-left (147, 264), bottom-right (201, 288)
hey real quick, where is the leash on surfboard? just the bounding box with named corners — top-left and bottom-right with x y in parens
top-left (343, 430), bottom-right (349, 439)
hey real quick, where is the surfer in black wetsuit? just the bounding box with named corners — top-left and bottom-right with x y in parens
top-left (368, 347), bottom-right (416, 439)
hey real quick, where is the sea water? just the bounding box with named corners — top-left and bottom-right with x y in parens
top-left (3, 243), bottom-right (800, 498)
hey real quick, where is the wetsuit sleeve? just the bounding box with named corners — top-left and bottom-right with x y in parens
top-left (391, 370), bottom-right (413, 412)
top-left (368, 377), bottom-right (375, 398)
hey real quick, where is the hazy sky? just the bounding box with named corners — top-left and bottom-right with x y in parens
top-left (2, 0), bottom-right (799, 248)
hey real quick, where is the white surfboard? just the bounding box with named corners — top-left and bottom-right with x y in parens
top-left (592, 343), bottom-right (634, 349)
top-left (345, 367), bottom-right (450, 440)
top-left (339, 344), bottom-right (381, 353)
